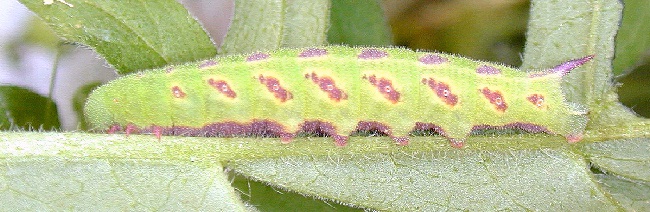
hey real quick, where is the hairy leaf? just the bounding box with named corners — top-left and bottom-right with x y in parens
top-left (612, 0), bottom-right (650, 76)
top-left (521, 0), bottom-right (622, 107)
top-left (327, 0), bottom-right (392, 46)
top-left (219, 0), bottom-right (330, 54)
top-left (597, 174), bottom-right (650, 211)
top-left (0, 157), bottom-right (245, 211)
top-left (580, 137), bottom-right (650, 182)
top-left (18, 0), bottom-right (217, 74)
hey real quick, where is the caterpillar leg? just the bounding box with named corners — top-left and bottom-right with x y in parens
top-left (565, 133), bottom-right (583, 143)
top-left (280, 133), bottom-right (296, 144)
top-left (391, 136), bottom-right (409, 146)
top-left (448, 138), bottom-right (465, 148)
top-left (125, 123), bottom-right (137, 137)
top-left (152, 125), bottom-right (163, 140)
top-left (107, 124), bottom-right (121, 134)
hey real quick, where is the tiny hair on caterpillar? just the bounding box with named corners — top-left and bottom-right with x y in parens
top-left (84, 46), bottom-right (592, 148)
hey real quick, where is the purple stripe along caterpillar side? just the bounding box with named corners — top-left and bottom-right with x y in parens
top-left (84, 46), bottom-right (592, 148)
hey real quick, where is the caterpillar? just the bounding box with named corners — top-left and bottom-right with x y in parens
top-left (84, 46), bottom-right (592, 148)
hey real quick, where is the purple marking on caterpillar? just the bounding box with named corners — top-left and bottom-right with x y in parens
top-left (137, 120), bottom-right (294, 140)
top-left (363, 74), bottom-right (400, 104)
top-left (419, 54), bottom-right (448, 65)
top-left (198, 60), bottom-right (218, 69)
top-left (300, 121), bottom-right (349, 146)
top-left (414, 122), bottom-right (448, 136)
top-left (357, 121), bottom-right (408, 145)
top-left (258, 75), bottom-right (292, 102)
top-left (299, 48), bottom-right (328, 58)
top-left (246, 52), bottom-right (270, 62)
top-left (358, 48), bottom-right (388, 60)
top-left (480, 87), bottom-right (507, 112)
top-left (306, 72), bottom-right (348, 102)
top-left (529, 55), bottom-right (595, 78)
top-left (422, 78), bottom-right (458, 106)
top-left (165, 67), bottom-right (174, 73)
top-left (122, 120), bottom-right (350, 146)
top-left (171, 86), bottom-right (186, 98)
top-left (471, 122), bottom-right (551, 134)
top-left (208, 78), bottom-right (237, 99)
top-left (414, 122), bottom-right (462, 147)
top-left (476, 65), bottom-right (502, 75)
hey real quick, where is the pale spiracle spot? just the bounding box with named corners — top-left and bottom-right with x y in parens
top-left (171, 86), bottom-right (186, 98)
top-left (495, 97), bottom-right (503, 105)
top-left (384, 86), bottom-right (392, 93)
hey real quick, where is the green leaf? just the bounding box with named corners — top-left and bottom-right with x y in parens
top-left (521, 0), bottom-right (623, 107)
top-left (612, 0), bottom-right (650, 76)
top-left (0, 86), bottom-right (60, 130)
top-left (230, 147), bottom-right (621, 211)
top-left (616, 62), bottom-right (650, 117)
top-left (230, 173), bottom-right (362, 211)
top-left (0, 158), bottom-right (246, 211)
top-left (327, 0), bottom-right (392, 46)
top-left (579, 137), bottom-right (650, 182)
top-left (597, 174), bottom-right (650, 211)
top-left (18, 0), bottom-right (217, 74)
top-left (586, 98), bottom-right (646, 127)
top-left (219, 0), bottom-right (330, 54)
top-left (2, 132), bottom-right (641, 211)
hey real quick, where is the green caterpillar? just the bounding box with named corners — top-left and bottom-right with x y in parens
top-left (84, 46), bottom-right (592, 147)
